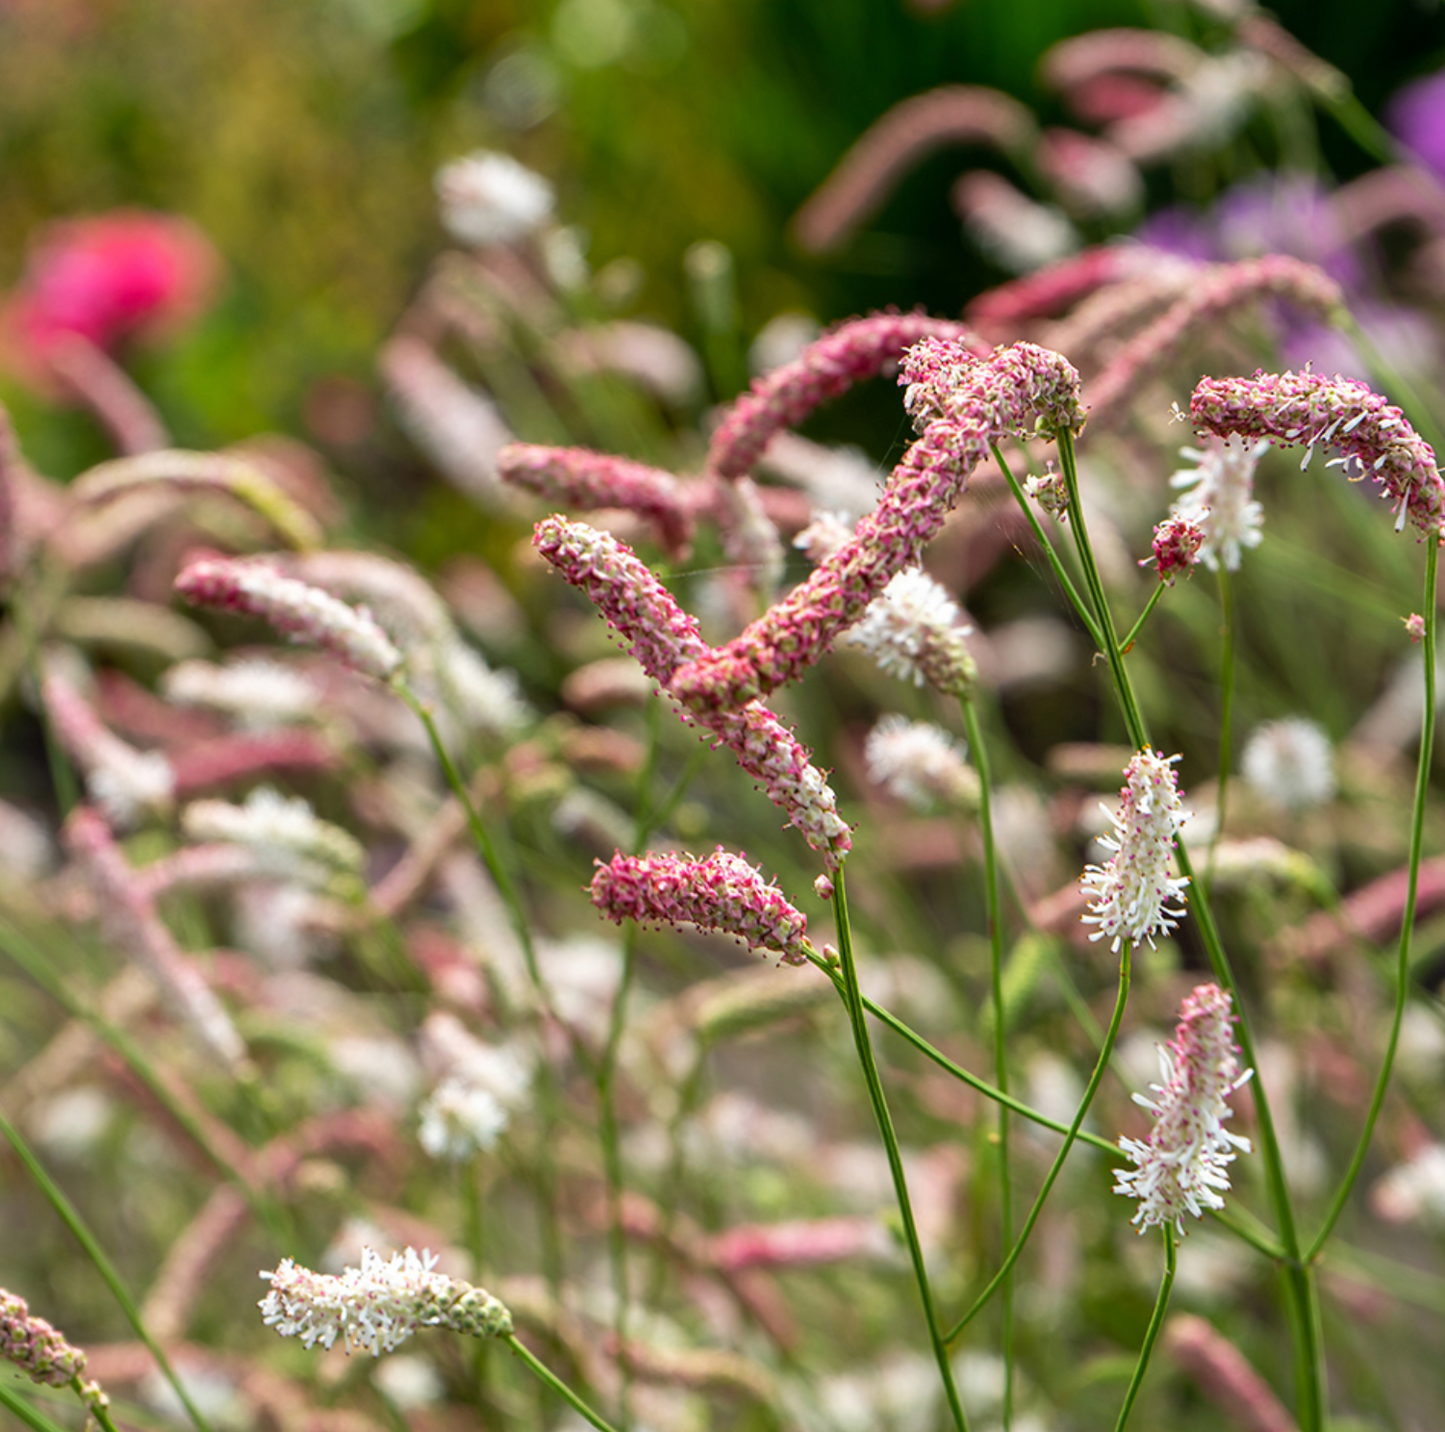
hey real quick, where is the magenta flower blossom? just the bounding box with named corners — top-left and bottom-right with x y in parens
top-left (706, 311), bottom-right (986, 482)
top-left (1190, 368), bottom-right (1445, 537)
top-left (2, 211), bottom-right (218, 375)
top-left (1387, 68), bottom-right (1445, 185)
top-left (175, 557), bottom-right (404, 681)
top-left (1142, 514), bottom-right (1204, 584)
top-left (533, 517), bottom-right (852, 867)
top-left (499, 441), bottom-right (695, 557)
top-left (672, 340), bottom-right (1083, 714)
top-left (589, 847), bottom-right (810, 963)
top-left (1115, 984), bottom-right (1253, 1236)
top-left (1, 1288), bottom-right (108, 1421)
top-left (1080, 748), bottom-right (1191, 952)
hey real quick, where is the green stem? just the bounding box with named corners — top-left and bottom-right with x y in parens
top-left (946, 945), bottom-right (1131, 1344)
top-left (0, 1383), bottom-right (74, 1432)
top-left (1057, 428), bottom-right (1323, 1429)
top-left (1120, 582), bottom-right (1168, 653)
top-left (1209, 568), bottom-right (1239, 876)
top-left (994, 442), bottom-right (1104, 649)
top-left (1307, 536), bottom-right (1438, 1259)
top-left (0, 1107), bottom-right (213, 1432)
top-left (1114, 1227), bottom-right (1176, 1432)
top-left (398, 684), bottom-right (565, 1295)
top-left (960, 696), bottom-right (1011, 1424)
top-left (505, 1334), bottom-right (620, 1432)
top-left (830, 871), bottom-right (970, 1432)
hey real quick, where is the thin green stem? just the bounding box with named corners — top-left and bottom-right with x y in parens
top-left (1209, 568), bottom-right (1239, 876)
top-left (1114, 1227), bottom-right (1176, 1432)
top-left (398, 684), bottom-right (565, 1295)
top-left (0, 1107), bottom-right (213, 1432)
top-left (830, 872), bottom-right (970, 1432)
top-left (946, 946), bottom-right (1131, 1344)
top-left (505, 1334), bottom-right (620, 1432)
top-left (960, 696), bottom-right (1011, 1424)
top-left (1307, 536), bottom-right (1438, 1259)
top-left (0, 1383), bottom-right (74, 1432)
top-left (994, 442), bottom-right (1104, 648)
top-left (1120, 581), bottom-right (1168, 653)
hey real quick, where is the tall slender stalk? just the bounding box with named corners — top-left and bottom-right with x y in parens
top-left (830, 871), bottom-right (970, 1432)
top-left (1114, 1227), bottom-right (1176, 1432)
top-left (1208, 569), bottom-right (1239, 876)
top-left (505, 1334), bottom-right (621, 1432)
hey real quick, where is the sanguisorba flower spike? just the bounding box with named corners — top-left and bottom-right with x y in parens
top-left (1115, 984), bottom-right (1254, 1236)
top-left (1190, 368), bottom-right (1445, 537)
top-left (1080, 748), bottom-right (1191, 952)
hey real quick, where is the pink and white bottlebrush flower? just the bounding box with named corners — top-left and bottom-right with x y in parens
top-left (842, 567), bottom-right (977, 695)
top-left (1115, 983), bottom-right (1253, 1236)
top-left (1080, 748), bottom-right (1191, 952)
top-left (1241, 717), bottom-right (1335, 813)
top-left (1169, 437), bottom-right (1268, 572)
top-left (259, 1248), bottom-right (512, 1356)
top-left (589, 847), bottom-right (810, 965)
top-left (864, 715), bottom-right (979, 812)
top-left (1190, 368), bottom-right (1445, 537)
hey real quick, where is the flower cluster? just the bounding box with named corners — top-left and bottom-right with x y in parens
top-left (1, 1289), bottom-right (109, 1423)
top-left (259, 1248), bottom-right (512, 1356)
top-left (1142, 513), bottom-right (1204, 584)
top-left (863, 716), bottom-right (978, 812)
top-left (1191, 368), bottom-right (1445, 537)
top-left (1168, 437), bottom-right (1267, 572)
top-left (1114, 983), bottom-right (1253, 1235)
top-left (842, 567), bottom-right (977, 695)
top-left (589, 848), bottom-right (811, 964)
top-left (1080, 748), bottom-right (1191, 952)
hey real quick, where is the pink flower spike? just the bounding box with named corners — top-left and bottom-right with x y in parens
top-left (175, 557), bottom-right (403, 681)
top-left (1080, 748), bottom-right (1191, 952)
top-left (673, 340), bottom-right (1084, 713)
top-left (500, 442), bottom-right (695, 557)
top-left (1191, 368), bottom-right (1445, 538)
top-left (589, 848), bottom-right (811, 964)
top-left (706, 311), bottom-right (986, 482)
top-left (1405, 612), bottom-right (1427, 643)
top-left (1114, 984), bottom-right (1254, 1236)
top-left (1143, 514), bottom-right (1204, 584)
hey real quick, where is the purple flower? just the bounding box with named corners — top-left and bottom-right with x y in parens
top-left (1387, 69), bottom-right (1445, 184)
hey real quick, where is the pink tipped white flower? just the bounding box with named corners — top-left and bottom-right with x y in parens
top-left (842, 567), bottom-right (977, 694)
top-left (1142, 514), bottom-right (1205, 585)
top-left (499, 441), bottom-right (695, 556)
top-left (435, 151), bottom-right (553, 248)
top-left (1191, 367), bottom-right (1445, 537)
top-left (1169, 437), bottom-right (1268, 572)
top-left (864, 715), bottom-right (978, 811)
top-left (589, 848), bottom-right (811, 964)
top-left (174, 557), bottom-right (403, 681)
top-left (1114, 983), bottom-right (1253, 1235)
top-left (1240, 717), bottom-right (1335, 812)
top-left (1080, 748), bottom-right (1191, 952)
top-left (673, 340), bottom-right (1083, 713)
top-left (706, 311), bottom-right (986, 482)
top-left (259, 1247), bottom-right (512, 1356)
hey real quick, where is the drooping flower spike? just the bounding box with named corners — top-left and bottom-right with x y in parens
top-left (1114, 983), bottom-right (1254, 1236)
top-left (672, 340), bottom-right (1084, 715)
top-left (1191, 368), bottom-right (1445, 537)
top-left (589, 847), bottom-right (810, 964)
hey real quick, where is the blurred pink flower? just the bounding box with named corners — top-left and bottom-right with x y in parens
top-left (2, 210), bottom-right (218, 381)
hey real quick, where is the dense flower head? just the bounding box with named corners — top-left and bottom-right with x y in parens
top-left (707, 311), bottom-right (985, 482)
top-left (259, 1248), bottom-right (512, 1356)
top-left (418, 1078), bottom-right (508, 1161)
top-left (863, 716), bottom-right (978, 812)
top-left (671, 342), bottom-right (1082, 714)
top-left (435, 151), bottom-right (554, 248)
top-left (2, 210), bottom-right (218, 367)
top-left (1114, 984), bottom-right (1253, 1235)
top-left (175, 558), bottom-right (404, 682)
top-left (500, 442), bottom-right (695, 557)
top-left (1191, 368), bottom-right (1445, 537)
top-left (1169, 437), bottom-right (1267, 572)
top-left (1080, 748), bottom-right (1191, 952)
top-left (589, 847), bottom-right (811, 964)
top-left (842, 567), bottom-right (977, 695)
top-left (1241, 717), bottom-right (1335, 812)
top-left (1143, 514), bottom-right (1205, 584)
top-left (182, 787), bottom-right (366, 884)
top-left (1, 1288), bottom-right (88, 1387)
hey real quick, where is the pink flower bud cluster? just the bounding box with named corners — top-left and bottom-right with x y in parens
top-left (706, 312), bottom-right (986, 482)
top-left (670, 341), bottom-right (1084, 713)
top-left (1190, 368), bottom-right (1445, 537)
top-left (499, 441), bottom-right (695, 557)
top-left (1115, 983), bottom-right (1253, 1236)
top-left (534, 516), bottom-right (852, 866)
top-left (175, 557), bottom-right (404, 681)
top-left (589, 848), bottom-right (810, 963)
top-left (1, 1288), bottom-right (89, 1387)
top-left (1142, 514), bottom-right (1204, 584)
